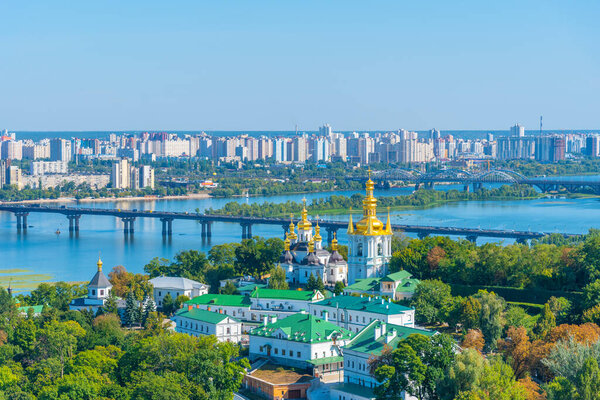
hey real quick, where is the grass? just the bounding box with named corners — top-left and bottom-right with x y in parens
top-left (0, 268), bottom-right (53, 293)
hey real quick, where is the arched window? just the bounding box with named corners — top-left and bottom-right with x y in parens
top-left (357, 243), bottom-right (363, 257)
top-left (377, 243), bottom-right (383, 256)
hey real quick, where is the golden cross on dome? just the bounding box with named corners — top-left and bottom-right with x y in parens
top-left (368, 167), bottom-right (372, 180)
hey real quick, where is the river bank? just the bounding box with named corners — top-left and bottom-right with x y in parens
top-left (0, 192), bottom-right (213, 205)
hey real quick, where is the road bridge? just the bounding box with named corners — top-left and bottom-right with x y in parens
top-left (0, 204), bottom-right (579, 244)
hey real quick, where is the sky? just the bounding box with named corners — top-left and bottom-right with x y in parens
top-left (0, 1), bottom-right (598, 131)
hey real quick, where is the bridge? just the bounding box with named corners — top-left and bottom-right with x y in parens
top-left (0, 204), bottom-right (579, 244)
top-left (373, 169), bottom-right (600, 194)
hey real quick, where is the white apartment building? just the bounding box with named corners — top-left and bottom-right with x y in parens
top-left (30, 161), bottom-right (68, 176)
top-left (249, 311), bottom-right (353, 377)
top-left (309, 295), bottom-right (415, 333)
top-left (173, 306), bottom-right (242, 342)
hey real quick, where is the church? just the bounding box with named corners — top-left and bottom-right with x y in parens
top-left (279, 200), bottom-right (348, 286)
top-left (69, 257), bottom-right (117, 313)
top-left (279, 171), bottom-right (392, 287)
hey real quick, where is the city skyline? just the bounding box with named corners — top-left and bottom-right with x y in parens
top-left (1, 1), bottom-right (599, 131)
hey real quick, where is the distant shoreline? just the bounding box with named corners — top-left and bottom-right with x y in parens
top-left (1, 192), bottom-right (213, 205)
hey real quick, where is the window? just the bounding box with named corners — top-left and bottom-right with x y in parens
top-left (297, 351), bottom-right (301, 358)
top-left (92, 290), bottom-right (96, 295)
top-left (314, 352), bottom-right (318, 358)
top-left (323, 351), bottom-right (326, 357)
top-left (305, 271), bottom-right (308, 277)
top-left (377, 243), bottom-right (383, 256)
top-left (274, 348), bottom-right (278, 355)
top-left (282, 350), bottom-right (286, 356)
top-left (260, 346), bottom-right (263, 352)
top-left (100, 290), bottom-right (104, 296)
top-left (227, 327), bottom-right (230, 334)
top-left (357, 243), bottom-right (363, 256)
top-left (159, 291), bottom-right (162, 296)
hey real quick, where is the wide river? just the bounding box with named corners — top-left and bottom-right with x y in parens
top-left (1, 178), bottom-right (600, 288)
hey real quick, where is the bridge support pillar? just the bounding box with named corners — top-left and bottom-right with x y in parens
top-left (67, 215), bottom-right (81, 233)
top-left (160, 218), bottom-right (174, 236)
top-left (417, 232), bottom-right (429, 240)
top-left (122, 217), bottom-right (135, 235)
top-left (472, 182), bottom-right (482, 191)
top-left (15, 212), bottom-right (28, 231)
top-left (466, 235), bottom-right (478, 243)
top-left (463, 185), bottom-right (470, 192)
top-left (516, 238), bottom-right (528, 245)
top-left (241, 223), bottom-right (253, 239)
top-left (201, 222), bottom-right (207, 238)
top-left (282, 225), bottom-right (288, 239)
top-left (206, 221), bottom-right (212, 238)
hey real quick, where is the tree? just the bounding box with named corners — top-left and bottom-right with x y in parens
top-left (38, 320), bottom-right (86, 378)
top-left (124, 291), bottom-right (139, 327)
top-left (315, 275), bottom-right (325, 292)
top-left (161, 293), bottom-right (176, 316)
top-left (473, 290), bottom-right (505, 350)
top-left (533, 303), bottom-right (556, 339)
top-left (306, 273), bottom-right (318, 291)
top-left (546, 297), bottom-right (572, 325)
top-left (220, 281), bottom-right (238, 295)
top-left (411, 280), bottom-right (453, 325)
top-left (102, 293), bottom-right (120, 316)
top-left (175, 295), bottom-right (190, 310)
top-left (234, 237), bottom-right (284, 278)
top-left (333, 281), bottom-right (345, 296)
top-left (268, 265), bottom-right (289, 290)
top-left (373, 333), bottom-right (455, 400)
top-left (462, 329), bottom-right (484, 353)
top-left (439, 348), bottom-right (486, 400)
top-left (142, 299), bottom-right (156, 327)
top-left (577, 357), bottom-right (600, 400)
top-left (498, 326), bottom-right (533, 380)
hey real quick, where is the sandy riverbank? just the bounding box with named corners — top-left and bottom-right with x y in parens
top-left (1, 192), bottom-right (213, 205)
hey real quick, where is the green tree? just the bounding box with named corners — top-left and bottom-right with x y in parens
top-left (533, 303), bottom-right (556, 339)
top-left (577, 357), bottom-right (600, 400)
top-left (439, 348), bottom-right (486, 400)
top-left (546, 296), bottom-right (572, 325)
top-left (306, 273), bottom-right (318, 291)
top-left (473, 290), bottom-right (505, 351)
top-left (103, 293), bottom-right (120, 316)
top-left (124, 291), bottom-right (139, 328)
top-left (411, 280), bottom-right (453, 325)
top-left (333, 281), bottom-right (345, 296)
top-left (161, 293), bottom-right (176, 316)
top-left (268, 265), bottom-right (289, 290)
top-left (220, 281), bottom-right (238, 295)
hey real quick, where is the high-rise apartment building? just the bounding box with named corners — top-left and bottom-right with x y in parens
top-left (50, 138), bottom-right (72, 162)
top-left (111, 159), bottom-right (130, 189)
top-left (510, 124), bottom-right (525, 137)
top-left (140, 165), bottom-right (155, 189)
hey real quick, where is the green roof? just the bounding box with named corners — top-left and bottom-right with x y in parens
top-left (345, 278), bottom-right (380, 292)
top-left (18, 305), bottom-right (44, 314)
top-left (250, 312), bottom-right (353, 343)
top-left (250, 288), bottom-right (320, 301)
top-left (344, 320), bottom-right (435, 355)
top-left (175, 307), bottom-right (239, 324)
top-left (185, 294), bottom-right (251, 307)
top-left (306, 355), bottom-right (344, 366)
top-left (381, 270), bottom-right (413, 282)
top-left (237, 283), bottom-right (267, 292)
top-left (396, 278), bottom-right (419, 293)
top-left (330, 383), bottom-right (375, 399)
top-left (315, 295), bottom-right (413, 315)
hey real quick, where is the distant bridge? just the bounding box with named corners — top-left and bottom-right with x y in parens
top-left (372, 168), bottom-right (600, 194)
top-left (0, 204), bottom-right (580, 244)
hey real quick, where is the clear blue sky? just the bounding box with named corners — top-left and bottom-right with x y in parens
top-left (0, 1), bottom-right (598, 131)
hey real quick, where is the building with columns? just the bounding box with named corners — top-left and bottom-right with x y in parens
top-left (346, 171), bottom-right (393, 284)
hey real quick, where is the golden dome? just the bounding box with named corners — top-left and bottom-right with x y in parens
top-left (97, 257), bottom-right (103, 272)
top-left (331, 232), bottom-right (339, 251)
top-left (284, 234), bottom-right (291, 251)
top-left (288, 214), bottom-right (298, 241)
top-left (313, 217), bottom-right (322, 242)
top-left (308, 238), bottom-right (315, 253)
top-left (352, 168), bottom-right (390, 236)
top-left (297, 198), bottom-right (312, 231)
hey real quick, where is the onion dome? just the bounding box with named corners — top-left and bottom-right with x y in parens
top-left (297, 198), bottom-right (312, 231)
top-left (313, 217), bottom-right (322, 243)
top-left (329, 233), bottom-right (345, 263)
top-left (302, 239), bottom-right (321, 265)
top-left (288, 214), bottom-right (298, 241)
top-left (279, 233), bottom-right (295, 263)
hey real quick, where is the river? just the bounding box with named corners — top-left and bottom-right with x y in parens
top-left (1, 179), bottom-right (599, 289)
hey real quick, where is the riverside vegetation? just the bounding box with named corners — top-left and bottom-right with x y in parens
top-left (207, 184), bottom-right (541, 217)
top-left (6, 230), bottom-right (600, 398)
